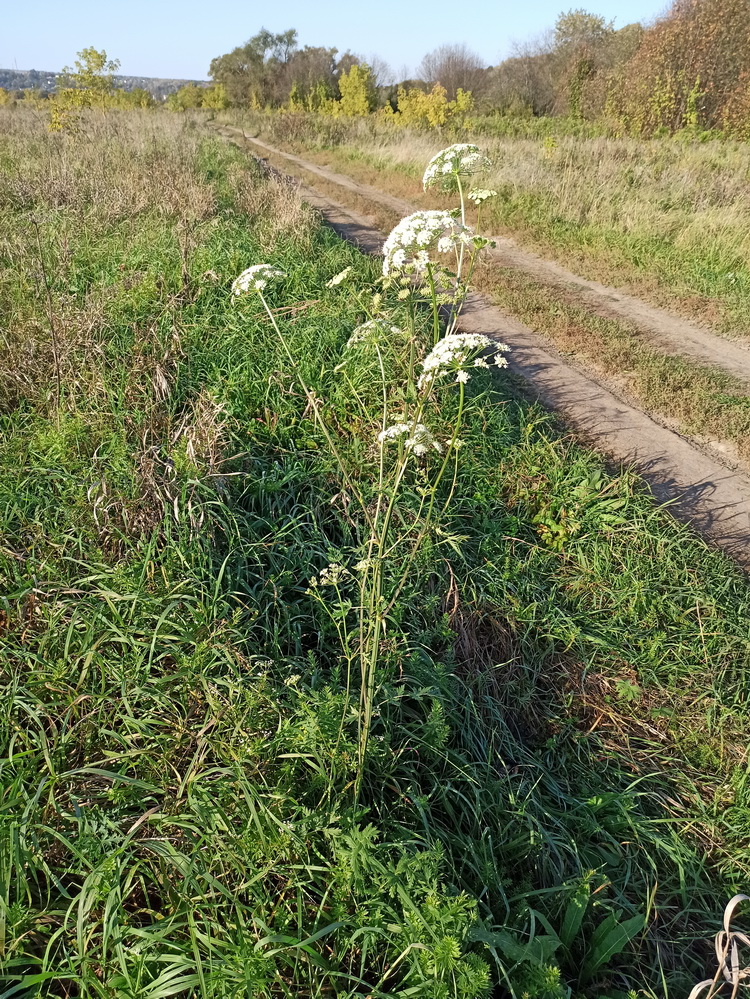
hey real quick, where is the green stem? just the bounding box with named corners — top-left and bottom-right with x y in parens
top-left (355, 386), bottom-right (430, 796)
top-left (383, 381), bottom-right (465, 617)
top-left (426, 263), bottom-right (441, 346)
top-left (456, 172), bottom-right (467, 281)
top-left (356, 440), bottom-right (411, 797)
top-left (406, 293), bottom-right (417, 400)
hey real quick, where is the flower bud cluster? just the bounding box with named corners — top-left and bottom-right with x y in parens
top-left (346, 319), bottom-right (401, 350)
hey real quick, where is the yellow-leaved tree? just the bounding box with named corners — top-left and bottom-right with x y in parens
top-left (50, 47), bottom-right (121, 130)
top-left (386, 84), bottom-right (474, 129)
top-left (338, 63), bottom-right (377, 116)
top-left (59, 47), bottom-right (121, 110)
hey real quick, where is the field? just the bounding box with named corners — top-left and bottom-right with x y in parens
top-left (231, 112), bottom-right (750, 469)
top-left (2, 109), bottom-right (750, 998)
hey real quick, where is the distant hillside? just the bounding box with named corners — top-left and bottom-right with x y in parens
top-left (0, 68), bottom-right (207, 100)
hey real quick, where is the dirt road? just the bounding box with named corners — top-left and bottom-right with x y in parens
top-left (217, 125), bottom-right (750, 563)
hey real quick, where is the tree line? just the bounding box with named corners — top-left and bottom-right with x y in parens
top-left (4, 1), bottom-right (749, 139)
top-left (487, 0), bottom-right (750, 136)
top-left (203, 1), bottom-right (750, 136)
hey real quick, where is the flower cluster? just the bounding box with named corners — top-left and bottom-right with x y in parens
top-left (467, 189), bottom-right (498, 205)
top-left (232, 264), bottom-right (287, 295)
top-left (423, 144), bottom-right (490, 190)
top-left (382, 211), bottom-right (475, 276)
top-left (346, 319), bottom-right (401, 350)
top-left (417, 333), bottom-right (509, 391)
top-left (378, 421), bottom-right (443, 455)
top-left (308, 563), bottom-right (351, 589)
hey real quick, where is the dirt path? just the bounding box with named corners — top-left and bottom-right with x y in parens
top-left (218, 125), bottom-right (750, 562)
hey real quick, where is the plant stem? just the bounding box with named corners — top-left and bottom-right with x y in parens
top-left (257, 290), bottom-right (374, 533)
top-left (426, 264), bottom-right (441, 346)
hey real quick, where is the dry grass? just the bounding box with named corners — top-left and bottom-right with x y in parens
top-left (0, 110), bottom-right (220, 417)
top-left (0, 110), bottom-right (216, 221)
top-left (226, 166), bottom-right (318, 252)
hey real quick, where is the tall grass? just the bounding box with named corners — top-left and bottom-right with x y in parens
top-left (1, 109), bottom-right (749, 997)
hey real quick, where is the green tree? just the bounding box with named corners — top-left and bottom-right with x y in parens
top-left (166, 83), bottom-right (205, 110)
top-left (127, 87), bottom-right (155, 109)
top-left (202, 83), bottom-right (229, 109)
top-left (552, 9), bottom-right (617, 117)
top-left (553, 8), bottom-right (614, 52)
top-left (209, 29), bottom-right (297, 106)
top-left (281, 45), bottom-right (338, 106)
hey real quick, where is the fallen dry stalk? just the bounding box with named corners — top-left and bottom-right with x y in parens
top-left (688, 895), bottom-right (750, 999)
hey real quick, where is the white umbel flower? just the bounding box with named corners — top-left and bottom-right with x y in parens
top-left (382, 211), bottom-right (475, 276)
top-left (346, 319), bottom-right (401, 349)
top-left (467, 189), bottom-right (497, 205)
top-left (378, 421), bottom-right (443, 455)
top-left (418, 333), bottom-right (509, 391)
top-left (423, 144), bottom-right (490, 190)
top-left (232, 264), bottom-right (287, 295)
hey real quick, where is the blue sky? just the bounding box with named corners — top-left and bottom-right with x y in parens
top-left (4, 0), bottom-right (663, 80)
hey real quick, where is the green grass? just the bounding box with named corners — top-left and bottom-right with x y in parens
top-left (1, 109), bottom-right (750, 998)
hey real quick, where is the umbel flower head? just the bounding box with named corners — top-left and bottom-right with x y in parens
top-left (418, 332), bottom-right (509, 391)
top-left (232, 264), bottom-right (287, 295)
top-left (346, 319), bottom-right (401, 349)
top-left (378, 421), bottom-right (443, 455)
top-left (467, 189), bottom-right (497, 205)
top-left (382, 211), bottom-right (475, 276)
top-left (423, 144), bottom-right (490, 191)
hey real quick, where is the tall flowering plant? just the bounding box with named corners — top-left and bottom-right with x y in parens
top-left (382, 146), bottom-right (497, 347)
top-left (232, 144), bottom-right (506, 794)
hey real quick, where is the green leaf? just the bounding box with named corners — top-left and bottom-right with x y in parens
top-left (580, 912), bottom-right (645, 983)
top-left (559, 882), bottom-right (590, 952)
top-left (469, 926), bottom-right (560, 965)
